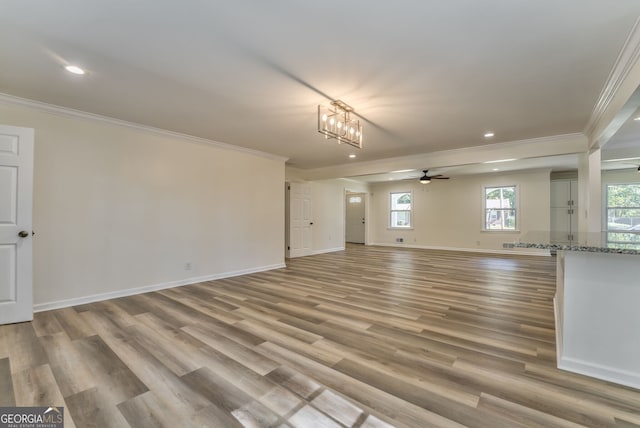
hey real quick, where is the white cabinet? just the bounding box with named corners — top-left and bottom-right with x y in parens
top-left (551, 180), bottom-right (578, 242)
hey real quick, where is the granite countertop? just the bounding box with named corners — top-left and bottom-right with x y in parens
top-left (512, 231), bottom-right (640, 255)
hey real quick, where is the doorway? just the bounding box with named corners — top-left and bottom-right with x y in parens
top-left (286, 182), bottom-right (313, 258)
top-left (345, 192), bottom-right (366, 244)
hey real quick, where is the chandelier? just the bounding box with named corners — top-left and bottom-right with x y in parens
top-left (317, 100), bottom-right (362, 149)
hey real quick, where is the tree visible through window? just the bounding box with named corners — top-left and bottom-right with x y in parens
top-left (390, 192), bottom-right (412, 228)
top-left (606, 183), bottom-right (640, 247)
top-left (484, 186), bottom-right (516, 230)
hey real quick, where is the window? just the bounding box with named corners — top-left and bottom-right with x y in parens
top-left (484, 186), bottom-right (516, 231)
top-left (348, 196), bottom-right (362, 204)
top-left (606, 183), bottom-right (640, 247)
top-left (390, 191), bottom-right (412, 228)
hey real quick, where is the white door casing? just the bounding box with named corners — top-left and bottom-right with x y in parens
top-left (0, 125), bottom-right (34, 324)
top-left (288, 183), bottom-right (312, 258)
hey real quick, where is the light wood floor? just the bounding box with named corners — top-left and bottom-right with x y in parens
top-left (2, 245), bottom-right (640, 427)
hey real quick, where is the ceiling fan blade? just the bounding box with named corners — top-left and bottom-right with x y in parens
top-left (432, 176), bottom-right (450, 179)
top-left (429, 174), bottom-right (443, 178)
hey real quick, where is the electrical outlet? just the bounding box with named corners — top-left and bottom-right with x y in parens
top-left (185, 262), bottom-right (192, 271)
top-left (396, 238), bottom-right (404, 243)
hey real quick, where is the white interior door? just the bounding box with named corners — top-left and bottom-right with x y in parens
top-left (0, 125), bottom-right (34, 324)
top-left (288, 183), bottom-right (312, 258)
top-left (346, 193), bottom-right (365, 244)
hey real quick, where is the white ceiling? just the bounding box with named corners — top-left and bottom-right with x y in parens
top-left (1, 1), bottom-right (640, 171)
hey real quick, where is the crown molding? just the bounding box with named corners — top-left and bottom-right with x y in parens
top-left (0, 92), bottom-right (289, 162)
top-left (584, 17), bottom-right (640, 147)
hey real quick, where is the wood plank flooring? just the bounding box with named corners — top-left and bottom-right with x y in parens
top-left (2, 244), bottom-right (640, 427)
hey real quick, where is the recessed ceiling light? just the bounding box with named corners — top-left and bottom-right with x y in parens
top-left (492, 168), bottom-right (499, 171)
top-left (484, 132), bottom-right (495, 138)
top-left (634, 116), bottom-right (640, 121)
top-left (349, 154), bottom-right (356, 158)
top-left (65, 65), bottom-right (85, 75)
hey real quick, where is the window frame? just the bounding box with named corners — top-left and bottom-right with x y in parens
top-left (482, 184), bottom-right (519, 232)
top-left (388, 190), bottom-right (413, 230)
top-left (605, 182), bottom-right (640, 247)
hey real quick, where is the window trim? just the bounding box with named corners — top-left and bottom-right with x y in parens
top-left (482, 184), bottom-right (519, 232)
top-left (388, 190), bottom-right (414, 230)
top-left (605, 182), bottom-right (640, 237)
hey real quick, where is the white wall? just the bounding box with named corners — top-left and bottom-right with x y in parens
top-left (602, 168), bottom-right (640, 186)
top-left (602, 167), bottom-right (640, 183)
top-left (370, 170), bottom-right (551, 252)
top-left (0, 101), bottom-right (285, 308)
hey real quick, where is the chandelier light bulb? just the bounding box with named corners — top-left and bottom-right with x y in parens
top-left (317, 100), bottom-right (362, 149)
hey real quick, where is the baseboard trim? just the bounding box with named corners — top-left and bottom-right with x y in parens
top-left (33, 262), bottom-right (287, 312)
top-left (311, 246), bottom-right (345, 255)
top-left (558, 356), bottom-right (640, 391)
top-left (369, 242), bottom-right (550, 257)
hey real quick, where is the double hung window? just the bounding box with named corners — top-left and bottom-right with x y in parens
top-left (390, 192), bottom-right (412, 228)
top-left (484, 186), bottom-right (517, 231)
top-left (606, 183), bottom-right (640, 247)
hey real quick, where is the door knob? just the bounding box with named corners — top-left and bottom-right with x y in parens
top-left (18, 230), bottom-right (29, 238)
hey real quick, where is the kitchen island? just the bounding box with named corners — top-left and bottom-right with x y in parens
top-left (514, 232), bottom-right (640, 390)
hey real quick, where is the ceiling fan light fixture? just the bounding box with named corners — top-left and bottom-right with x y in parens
top-left (318, 100), bottom-right (362, 149)
top-left (420, 170), bottom-right (432, 183)
top-left (419, 169), bottom-right (450, 183)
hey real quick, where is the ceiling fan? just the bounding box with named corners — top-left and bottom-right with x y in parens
top-left (419, 170), bottom-right (449, 184)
